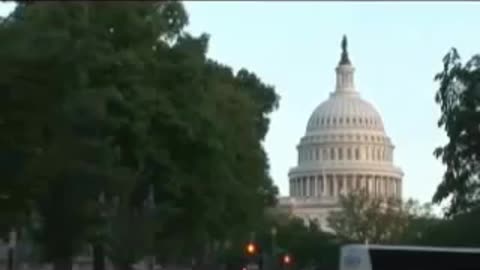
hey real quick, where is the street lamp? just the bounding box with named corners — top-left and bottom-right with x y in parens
top-left (246, 242), bottom-right (256, 255)
top-left (282, 254), bottom-right (291, 265)
top-left (7, 229), bottom-right (17, 270)
top-left (270, 227), bottom-right (277, 254)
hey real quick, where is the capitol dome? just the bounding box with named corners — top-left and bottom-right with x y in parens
top-left (282, 36), bottom-right (403, 229)
top-left (306, 93), bottom-right (385, 134)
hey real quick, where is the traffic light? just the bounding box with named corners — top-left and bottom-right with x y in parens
top-left (246, 242), bottom-right (256, 255)
top-left (282, 254), bottom-right (292, 266)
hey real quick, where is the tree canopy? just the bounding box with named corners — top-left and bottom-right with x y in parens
top-left (432, 48), bottom-right (480, 216)
top-left (327, 190), bottom-right (436, 245)
top-left (0, 2), bottom-right (279, 269)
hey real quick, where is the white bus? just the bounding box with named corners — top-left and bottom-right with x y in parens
top-left (340, 244), bottom-right (480, 270)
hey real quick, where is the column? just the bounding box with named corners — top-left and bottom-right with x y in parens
top-left (293, 178), bottom-right (298, 196)
top-left (371, 177), bottom-right (375, 196)
top-left (390, 178), bottom-right (395, 198)
top-left (310, 175), bottom-right (317, 197)
top-left (299, 178), bottom-right (303, 197)
top-left (289, 178), bottom-right (293, 196)
top-left (333, 175), bottom-right (338, 198)
top-left (358, 175), bottom-right (363, 192)
top-left (303, 177), bottom-right (307, 197)
top-left (397, 178), bottom-right (402, 198)
top-left (381, 177), bottom-right (386, 197)
top-left (323, 175), bottom-right (329, 196)
top-left (365, 176), bottom-right (369, 195)
top-left (305, 176), bottom-right (311, 197)
top-left (391, 178), bottom-right (396, 198)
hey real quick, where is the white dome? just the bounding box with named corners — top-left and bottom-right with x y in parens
top-left (306, 94), bottom-right (385, 134)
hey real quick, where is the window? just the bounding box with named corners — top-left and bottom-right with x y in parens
top-left (346, 117), bottom-right (350, 124)
top-left (338, 148), bottom-right (343, 160)
top-left (315, 147), bottom-right (319, 160)
top-left (323, 149), bottom-right (328, 160)
top-left (355, 148), bottom-right (360, 160)
top-left (347, 148), bottom-right (352, 160)
top-left (330, 148), bottom-right (335, 160)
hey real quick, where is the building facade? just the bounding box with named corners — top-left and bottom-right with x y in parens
top-left (278, 36), bottom-right (403, 230)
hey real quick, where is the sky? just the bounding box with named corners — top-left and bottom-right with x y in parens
top-left (1, 2), bottom-right (480, 204)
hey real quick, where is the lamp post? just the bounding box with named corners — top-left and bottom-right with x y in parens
top-left (270, 227), bottom-right (277, 270)
top-left (145, 185), bottom-right (156, 270)
top-left (7, 229), bottom-right (17, 270)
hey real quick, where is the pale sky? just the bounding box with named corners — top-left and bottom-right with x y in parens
top-left (2, 2), bottom-right (480, 204)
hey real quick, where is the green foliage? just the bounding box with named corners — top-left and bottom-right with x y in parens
top-left (0, 1), bottom-right (280, 268)
top-left (433, 48), bottom-right (480, 215)
top-left (327, 190), bottom-right (435, 245)
top-left (419, 206), bottom-right (480, 247)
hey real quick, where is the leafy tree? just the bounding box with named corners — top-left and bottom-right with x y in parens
top-left (419, 206), bottom-right (480, 247)
top-left (432, 48), bottom-right (480, 216)
top-left (327, 190), bottom-right (435, 244)
top-left (0, 2), bottom-right (280, 270)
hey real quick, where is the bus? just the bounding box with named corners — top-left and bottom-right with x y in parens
top-left (340, 244), bottom-right (480, 270)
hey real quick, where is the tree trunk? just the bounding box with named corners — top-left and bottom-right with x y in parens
top-left (53, 256), bottom-right (73, 270)
top-left (93, 243), bottom-right (106, 270)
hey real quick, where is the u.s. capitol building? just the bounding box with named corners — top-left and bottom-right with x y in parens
top-left (278, 36), bottom-right (403, 230)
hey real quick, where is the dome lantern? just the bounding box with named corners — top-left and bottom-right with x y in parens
top-left (334, 35), bottom-right (357, 96)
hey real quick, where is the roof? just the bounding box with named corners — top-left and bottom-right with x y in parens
top-left (342, 244), bottom-right (480, 254)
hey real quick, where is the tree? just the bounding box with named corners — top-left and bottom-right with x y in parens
top-left (327, 190), bottom-right (435, 244)
top-left (432, 48), bottom-right (480, 216)
top-left (0, 2), bottom-right (280, 269)
top-left (419, 206), bottom-right (480, 247)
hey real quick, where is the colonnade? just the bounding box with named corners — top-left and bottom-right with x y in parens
top-left (289, 174), bottom-right (401, 198)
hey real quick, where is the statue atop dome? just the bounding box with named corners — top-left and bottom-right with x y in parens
top-left (339, 34), bottom-right (351, 65)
